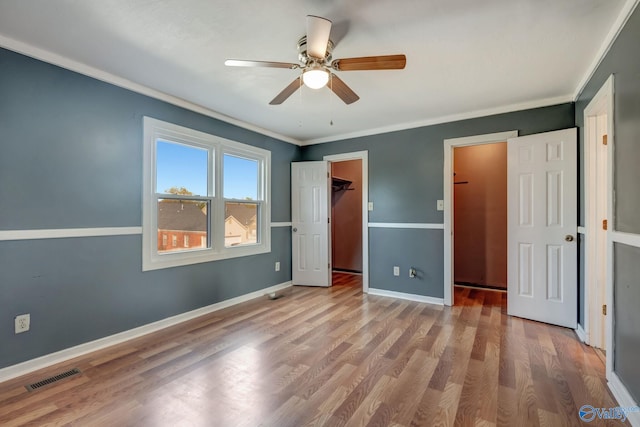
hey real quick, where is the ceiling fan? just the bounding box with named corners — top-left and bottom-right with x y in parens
top-left (225, 15), bottom-right (406, 105)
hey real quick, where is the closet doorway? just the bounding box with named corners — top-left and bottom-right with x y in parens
top-left (324, 151), bottom-right (369, 291)
top-left (453, 143), bottom-right (508, 291)
top-left (443, 130), bottom-right (517, 305)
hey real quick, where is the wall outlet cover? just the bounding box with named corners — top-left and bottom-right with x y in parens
top-left (393, 266), bottom-right (400, 276)
top-left (275, 261), bottom-right (280, 271)
top-left (15, 313), bottom-right (30, 334)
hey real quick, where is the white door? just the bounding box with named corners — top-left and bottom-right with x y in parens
top-left (507, 128), bottom-right (577, 328)
top-left (291, 161), bottom-right (331, 287)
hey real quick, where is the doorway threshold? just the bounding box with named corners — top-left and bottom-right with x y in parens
top-left (455, 282), bottom-right (506, 293)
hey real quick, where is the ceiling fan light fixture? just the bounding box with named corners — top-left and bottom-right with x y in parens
top-left (302, 67), bottom-right (329, 89)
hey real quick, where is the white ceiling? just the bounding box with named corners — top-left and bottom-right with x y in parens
top-left (0, 0), bottom-right (629, 144)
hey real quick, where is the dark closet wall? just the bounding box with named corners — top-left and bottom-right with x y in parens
top-left (331, 160), bottom-right (363, 272)
top-left (453, 143), bottom-right (507, 289)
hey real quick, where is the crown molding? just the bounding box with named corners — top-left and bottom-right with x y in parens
top-left (301, 94), bottom-right (573, 145)
top-left (573, 0), bottom-right (640, 100)
top-left (0, 35), bottom-right (302, 146)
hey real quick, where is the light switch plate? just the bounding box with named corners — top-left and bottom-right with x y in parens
top-left (437, 200), bottom-right (444, 211)
top-left (368, 202), bottom-right (374, 211)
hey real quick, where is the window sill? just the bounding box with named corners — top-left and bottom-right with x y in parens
top-left (142, 243), bottom-right (271, 271)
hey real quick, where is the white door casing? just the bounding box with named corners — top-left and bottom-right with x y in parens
top-left (323, 151), bottom-right (369, 292)
top-left (584, 74), bottom-right (614, 358)
top-left (291, 161), bottom-right (331, 287)
top-left (443, 131), bottom-right (518, 306)
top-left (507, 128), bottom-right (577, 328)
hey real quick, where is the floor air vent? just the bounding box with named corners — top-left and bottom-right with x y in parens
top-left (25, 368), bottom-right (81, 391)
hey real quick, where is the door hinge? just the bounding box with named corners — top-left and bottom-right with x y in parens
top-left (602, 304), bottom-right (607, 315)
top-left (603, 134), bottom-right (608, 146)
top-left (328, 217), bottom-right (330, 223)
top-left (328, 263), bottom-right (330, 269)
top-left (603, 219), bottom-right (608, 230)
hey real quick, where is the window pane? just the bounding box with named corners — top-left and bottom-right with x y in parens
top-left (156, 140), bottom-right (208, 196)
top-left (157, 198), bottom-right (209, 253)
top-left (224, 154), bottom-right (258, 200)
top-left (225, 202), bottom-right (258, 247)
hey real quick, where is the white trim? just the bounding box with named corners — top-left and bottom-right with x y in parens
top-left (443, 130), bottom-right (518, 306)
top-left (443, 131), bottom-right (520, 147)
top-left (0, 227), bottom-right (142, 241)
top-left (142, 117), bottom-right (271, 271)
top-left (575, 324), bottom-right (587, 343)
top-left (608, 372), bottom-right (640, 427)
top-left (367, 288), bottom-right (444, 306)
top-left (368, 222), bottom-right (444, 230)
top-left (583, 75), bottom-right (615, 376)
top-left (578, 226), bottom-right (587, 234)
top-left (0, 281), bottom-right (292, 384)
top-left (270, 222), bottom-right (292, 227)
top-left (611, 231), bottom-right (640, 248)
top-left (573, 0), bottom-right (640, 101)
top-left (324, 151), bottom-right (369, 293)
top-left (0, 35), bottom-right (301, 147)
top-left (303, 96), bottom-right (568, 145)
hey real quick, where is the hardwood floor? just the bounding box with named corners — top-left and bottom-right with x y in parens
top-left (0, 273), bottom-right (625, 426)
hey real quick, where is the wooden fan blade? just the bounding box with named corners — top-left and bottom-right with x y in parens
top-left (269, 77), bottom-right (302, 105)
top-left (225, 59), bottom-right (299, 69)
top-left (329, 74), bottom-right (359, 105)
top-left (331, 54), bottom-right (406, 71)
top-left (306, 15), bottom-right (332, 59)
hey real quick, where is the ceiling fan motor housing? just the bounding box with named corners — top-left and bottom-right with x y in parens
top-left (297, 35), bottom-right (334, 66)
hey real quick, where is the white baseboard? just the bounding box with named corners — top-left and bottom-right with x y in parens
top-left (0, 281), bottom-right (292, 384)
top-left (367, 288), bottom-right (444, 305)
top-left (575, 324), bottom-right (587, 343)
top-left (608, 372), bottom-right (640, 426)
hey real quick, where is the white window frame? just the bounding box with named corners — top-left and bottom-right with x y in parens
top-left (143, 117), bottom-right (271, 271)
top-left (222, 149), bottom-right (265, 248)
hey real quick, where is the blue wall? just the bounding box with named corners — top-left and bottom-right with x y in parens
top-left (575, 4), bottom-right (640, 402)
top-left (0, 48), bottom-right (299, 369)
top-left (302, 104), bottom-right (575, 298)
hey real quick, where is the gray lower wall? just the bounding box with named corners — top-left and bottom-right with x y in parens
top-left (302, 104), bottom-right (574, 297)
top-left (575, 4), bottom-right (640, 401)
top-left (614, 243), bottom-right (640, 402)
top-left (369, 228), bottom-right (444, 297)
top-left (0, 48), bottom-right (299, 369)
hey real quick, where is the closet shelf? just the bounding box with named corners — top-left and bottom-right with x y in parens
top-left (332, 176), bottom-right (354, 191)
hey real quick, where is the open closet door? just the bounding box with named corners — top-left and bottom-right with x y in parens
top-left (507, 128), bottom-right (577, 328)
top-left (291, 161), bottom-right (331, 287)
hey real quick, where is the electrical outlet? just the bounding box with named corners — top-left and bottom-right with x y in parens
top-left (393, 266), bottom-right (400, 276)
top-left (275, 261), bottom-right (280, 272)
top-left (15, 314), bottom-right (30, 334)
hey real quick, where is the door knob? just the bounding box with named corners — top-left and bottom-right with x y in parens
top-left (565, 234), bottom-right (574, 242)
top-left (292, 227), bottom-right (298, 232)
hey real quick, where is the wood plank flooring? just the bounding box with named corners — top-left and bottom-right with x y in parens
top-left (0, 273), bottom-right (625, 426)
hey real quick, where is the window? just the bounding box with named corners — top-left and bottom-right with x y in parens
top-left (143, 117), bottom-right (271, 271)
top-left (224, 154), bottom-right (260, 247)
